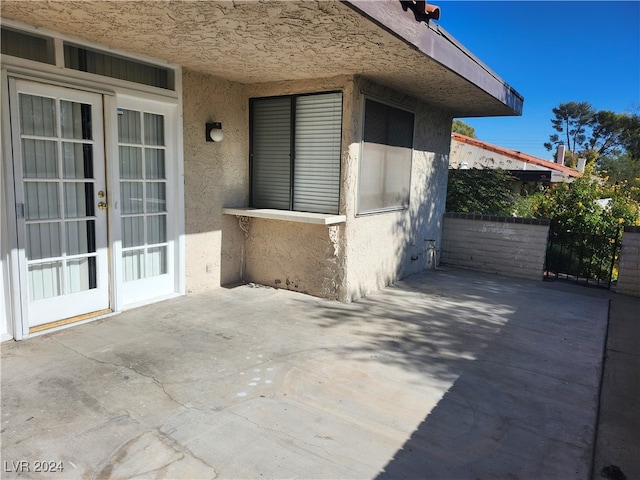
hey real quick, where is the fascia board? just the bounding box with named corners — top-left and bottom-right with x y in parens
top-left (342, 0), bottom-right (524, 116)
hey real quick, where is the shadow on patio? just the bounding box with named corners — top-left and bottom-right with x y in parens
top-left (291, 269), bottom-right (608, 479)
top-left (1, 268), bottom-right (608, 479)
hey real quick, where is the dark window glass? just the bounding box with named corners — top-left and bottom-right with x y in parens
top-left (64, 44), bottom-right (174, 90)
top-left (1, 27), bottom-right (54, 64)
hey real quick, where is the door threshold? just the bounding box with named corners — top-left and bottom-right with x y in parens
top-left (29, 308), bottom-right (113, 334)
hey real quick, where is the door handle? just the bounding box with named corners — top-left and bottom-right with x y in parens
top-left (98, 202), bottom-right (108, 210)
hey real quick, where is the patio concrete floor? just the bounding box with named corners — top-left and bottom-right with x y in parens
top-left (1, 268), bottom-right (612, 479)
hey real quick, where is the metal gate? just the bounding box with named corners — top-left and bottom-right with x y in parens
top-left (544, 221), bottom-right (622, 288)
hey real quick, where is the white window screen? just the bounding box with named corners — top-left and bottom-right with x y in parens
top-left (251, 92), bottom-right (342, 215)
top-left (358, 99), bottom-right (414, 214)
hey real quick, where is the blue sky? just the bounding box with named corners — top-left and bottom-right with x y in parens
top-left (434, 1), bottom-right (640, 161)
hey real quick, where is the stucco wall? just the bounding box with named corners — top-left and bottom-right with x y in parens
top-left (237, 76), bottom-right (353, 299)
top-left (617, 227), bottom-right (640, 297)
top-left (182, 69), bottom-right (247, 293)
top-left (440, 213), bottom-right (550, 280)
top-left (183, 73), bottom-right (453, 302)
top-left (343, 78), bottom-right (452, 301)
top-left (243, 219), bottom-right (345, 300)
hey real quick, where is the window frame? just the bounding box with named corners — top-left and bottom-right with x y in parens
top-left (357, 96), bottom-right (416, 216)
top-left (249, 91), bottom-right (343, 215)
top-left (0, 21), bottom-right (179, 99)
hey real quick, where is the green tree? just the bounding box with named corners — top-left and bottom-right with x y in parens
top-left (533, 165), bottom-right (639, 232)
top-left (452, 119), bottom-right (476, 138)
top-left (599, 153), bottom-right (640, 202)
top-left (544, 101), bottom-right (595, 154)
top-left (596, 108), bottom-right (640, 201)
top-left (544, 102), bottom-right (639, 186)
top-left (446, 168), bottom-right (514, 215)
top-left (588, 110), bottom-right (627, 158)
top-left (621, 108), bottom-right (640, 158)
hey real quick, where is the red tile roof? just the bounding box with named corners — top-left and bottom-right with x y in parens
top-left (451, 132), bottom-right (581, 177)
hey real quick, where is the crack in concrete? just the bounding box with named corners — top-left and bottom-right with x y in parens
top-left (92, 428), bottom-right (218, 480)
top-left (607, 348), bottom-right (640, 357)
top-left (228, 410), bottom-right (360, 471)
top-left (231, 410), bottom-right (368, 477)
top-left (48, 341), bottom-right (219, 479)
top-left (475, 356), bottom-right (598, 389)
top-left (51, 338), bottom-right (211, 414)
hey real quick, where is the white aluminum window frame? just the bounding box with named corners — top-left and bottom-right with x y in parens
top-left (357, 95), bottom-right (416, 216)
top-left (249, 91), bottom-right (344, 216)
top-left (0, 19), bottom-right (180, 101)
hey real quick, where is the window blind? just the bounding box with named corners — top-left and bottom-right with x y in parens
top-left (64, 44), bottom-right (174, 90)
top-left (294, 93), bottom-right (342, 214)
top-left (251, 97), bottom-right (292, 210)
top-left (251, 92), bottom-right (342, 214)
top-left (359, 99), bottom-right (414, 214)
top-left (1, 27), bottom-right (54, 64)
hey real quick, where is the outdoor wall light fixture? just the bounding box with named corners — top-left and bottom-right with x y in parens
top-left (206, 122), bottom-right (224, 142)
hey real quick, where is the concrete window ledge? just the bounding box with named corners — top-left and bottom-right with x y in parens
top-left (223, 208), bottom-right (346, 225)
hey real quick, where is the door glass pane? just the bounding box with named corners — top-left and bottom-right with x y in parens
top-left (144, 113), bottom-right (164, 146)
top-left (119, 146), bottom-right (143, 179)
top-left (64, 183), bottom-right (95, 218)
top-left (29, 261), bottom-right (62, 301)
top-left (67, 258), bottom-right (96, 293)
top-left (60, 101), bottom-right (91, 140)
top-left (118, 109), bottom-right (141, 144)
top-left (147, 215), bottom-right (166, 244)
top-left (145, 149), bottom-right (165, 179)
top-left (66, 220), bottom-right (96, 255)
top-left (63, 143), bottom-right (94, 179)
top-left (123, 250), bottom-right (144, 282)
top-left (147, 247), bottom-right (167, 276)
top-left (25, 182), bottom-right (60, 220)
top-left (121, 182), bottom-right (144, 214)
top-left (20, 94), bottom-right (56, 136)
top-left (27, 223), bottom-right (61, 260)
top-left (146, 182), bottom-right (166, 213)
top-left (122, 217), bottom-right (144, 248)
top-left (118, 104), bottom-right (172, 285)
top-left (22, 140), bottom-right (58, 178)
top-left (17, 87), bottom-right (105, 310)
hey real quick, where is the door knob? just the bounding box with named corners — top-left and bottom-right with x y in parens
top-left (98, 202), bottom-right (108, 210)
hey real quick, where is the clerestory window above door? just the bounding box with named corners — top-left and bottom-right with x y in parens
top-left (250, 92), bottom-right (343, 215)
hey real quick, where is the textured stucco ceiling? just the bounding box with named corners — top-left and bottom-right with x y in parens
top-left (1, 0), bottom-right (520, 117)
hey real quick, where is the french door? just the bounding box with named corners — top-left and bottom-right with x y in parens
top-left (8, 79), bottom-right (178, 333)
top-left (115, 97), bottom-right (175, 306)
top-left (10, 79), bottom-right (109, 328)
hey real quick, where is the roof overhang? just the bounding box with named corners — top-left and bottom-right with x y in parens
top-left (1, 0), bottom-right (522, 118)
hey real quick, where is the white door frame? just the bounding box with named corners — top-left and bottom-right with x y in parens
top-left (2, 66), bottom-right (184, 339)
top-left (107, 94), bottom-right (181, 310)
top-left (9, 78), bottom-right (111, 330)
